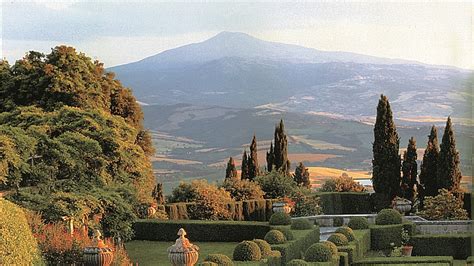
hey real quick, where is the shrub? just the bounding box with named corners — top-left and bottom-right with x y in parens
top-left (348, 217), bottom-right (369, 230)
top-left (291, 219), bottom-right (313, 230)
top-left (410, 233), bottom-right (472, 259)
top-left (335, 226), bottom-right (355, 241)
top-left (267, 250), bottom-right (282, 266)
top-left (418, 189), bottom-right (469, 220)
top-left (304, 243), bottom-right (332, 262)
top-left (370, 224), bottom-right (403, 250)
top-left (255, 171), bottom-right (297, 199)
top-left (0, 199), bottom-right (42, 265)
top-left (333, 217), bottom-right (344, 227)
top-left (188, 180), bottom-right (234, 220)
top-left (269, 212), bottom-right (291, 225)
top-left (150, 209), bottom-right (168, 220)
top-left (198, 262), bottom-right (218, 266)
top-left (220, 179), bottom-right (265, 201)
top-left (265, 229), bottom-right (286, 244)
top-left (292, 191), bottom-right (322, 216)
top-left (287, 259), bottom-right (309, 265)
top-left (233, 240), bottom-right (261, 261)
top-left (204, 254), bottom-right (233, 266)
top-left (320, 173), bottom-right (366, 192)
top-left (168, 182), bottom-right (199, 203)
top-left (375, 209), bottom-right (402, 225)
top-left (273, 226), bottom-right (294, 241)
top-left (271, 226), bottom-right (320, 263)
top-left (252, 239), bottom-right (272, 258)
top-left (321, 240), bottom-right (338, 256)
top-left (327, 233), bottom-right (349, 246)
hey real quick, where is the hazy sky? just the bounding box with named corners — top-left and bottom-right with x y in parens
top-left (2, 1), bottom-right (472, 68)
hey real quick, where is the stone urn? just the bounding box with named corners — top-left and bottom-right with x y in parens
top-left (392, 197), bottom-right (412, 214)
top-left (272, 202), bottom-right (292, 214)
top-left (83, 230), bottom-right (114, 266)
top-left (168, 228), bottom-right (199, 266)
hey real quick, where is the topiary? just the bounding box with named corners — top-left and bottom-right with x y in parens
top-left (269, 212), bottom-right (292, 225)
top-left (333, 217), bottom-right (344, 227)
top-left (204, 254), bottom-right (234, 266)
top-left (321, 240), bottom-right (338, 256)
top-left (376, 208), bottom-right (403, 225)
top-left (252, 239), bottom-right (272, 258)
top-left (273, 226), bottom-right (294, 240)
top-left (304, 243), bottom-right (332, 262)
top-left (0, 199), bottom-right (43, 265)
top-left (335, 226), bottom-right (355, 241)
top-left (291, 218), bottom-right (313, 230)
top-left (348, 217), bottom-right (370, 230)
top-left (198, 262), bottom-right (218, 266)
top-left (264, 229), bottom-right (286, 244)
top-left (233, 240), bottom-right (261, 261)
top-left (327, 233), bottom-right (349, 246)
top-left (287, 259), bottom-right (310, 265)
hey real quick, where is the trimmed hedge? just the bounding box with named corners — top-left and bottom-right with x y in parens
top-left (273, 226), bottom-right (295, 241)
top-left (402, 221), bottom-right (416, 236)
top-left (328, 233), bottom-right (349, 246)
top-left (132, 220), bottom-right (270, 241)
top-left (204, 254), bottom-right (233, 266)
top-left (233, 240), bottom-right (261, 261)
top-left (375, 209), bottom-right (402, 225)
top-left (410, 233), bottom-right (472, 259)
top-left (335, 226), bottom-right (355, 242)
top-left (287, 259), bottom-right (309, 265)
top-left (265, 230), bottom-right (287, 244)
top-left (370, 224), bottom-right (402, 250)
top-left (269, 212), bottom-right (292, 225)
top-left (348, 217), bottom-right (369, 230)
top-left (352, 256), bottom-right (454, 265)
top-left (337, 245), bottom-right (357, 265)
top-left (305, 243), bottom-right (333, 262)
top-left (315, 192), bottom-right (371, 214)
top-left (252, 239), bottom-right (272, 257)
top-left (339, 252), bottom-right (349, 266)
top-left (271, 226), bottom-right (321, 264)
top-left (336, 229), bottom-right (371, 265)
top-left (267, 250), bottom-right (282, 266)
top-left (291, 219), bottom-right (313, 230)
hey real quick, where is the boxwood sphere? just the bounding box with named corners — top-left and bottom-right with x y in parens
top-left (335, 226), bottom-right (355, 241)
top-left (291, 218), bottom-right (313, 230)
top-left (204, 254), bottom-right (234, 266)
top-left (304, 243), bottom-right (333, 262)
top-left (376, 208), bottom-right (402, 225)
top-left (269, 212), bottom-right (292, 225)
top-left (233, 240), bottom-right (262, 261)
top-left (327, 233), bottom-right (349, 246)
top-left (321, 240), bottom-right (338, 256)
top-left (252, 239), bottom-right (272, 258)
top-left (198, 262), bottom-right (218, 266)
top-left (273, 226), bottom-right (294, 241)
top-left (287, 259), bottom-right (310, 265)
top-left (348, 217), bottom-right (370, 229)
top-left (264, 229), bottom-right (287, 244)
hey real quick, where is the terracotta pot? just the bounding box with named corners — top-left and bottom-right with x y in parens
top-left (83, 247), bottom-right (114, 266)
top-left (401, 245), bottom-right (413, 256)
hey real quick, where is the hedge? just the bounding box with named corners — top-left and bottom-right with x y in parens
top-left (132, 220), bottom-right (270, 241)
top-left (271, 226), bottom-right (320, 264)
top-left (352, 256), bottom-right (454, 265)
top-left (335, 229), bottom-right (371, 264)
top-left (402, 221), bottom-right (416, 235)
top-left (314, 192), bottom-right (371, 214)
top-left (410, 233), bottom-right (472, 260)
top-left (369, 224), bottom-right (402, 250)
top-left (339, 252), bottom-right (349, 266)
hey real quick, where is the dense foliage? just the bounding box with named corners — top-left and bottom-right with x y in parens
top-left (264, 229), bottom-right (286, 244)
top-left (220, 178), bottom-right (264, 201)
top-left (233, 240), bottom-right (262, 261)
top-left (418, 189), bottom-right (468, 220)
top-left (304, 243), bottom-right (332, 262)
top-left (347, 217), bottom-right (369, 230)
top-left (269, 212), bottom-right (292, 225)
top-left (320, 240), bottom-right (338, 256)
top-left (375, 208), bottom-right (402, 225)
top-left (327, 233), bottom-right (349, 246)
top-left (290, 219), bottom-right (313, 230)
top-left (437, 117), bottom-right (462, 191)
top-left (225, 157), bottom-right (238, 180)
top-left (319, 173), bottom-right (366, 192)
top-left (266, 120), bottom-right (290, 175)
top-left (292, 192), bottom-right (323, 216)
top-left (419, 126), bottom-right (440, 197)
top-left (293, 162), bottom-right (311, 188)
top-left (252, 239), bottom-right (272, 258)
top-left (256, 170), bottom-right (297, 199)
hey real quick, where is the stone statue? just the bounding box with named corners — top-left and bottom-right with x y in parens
top-left (168, 228), bottom-right (199, 266)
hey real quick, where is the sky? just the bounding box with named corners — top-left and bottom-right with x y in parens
top-left (1, 1), bottom-right (472, 69)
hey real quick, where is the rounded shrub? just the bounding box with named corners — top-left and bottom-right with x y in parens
top-left (327, 233), bottom-right (349, 246)
top-left (321, 240), bottom-right (338, 256)
top-left (269, 212), bottom-right (292, 225)
top-left (333, 217), bottom-right (344, 227)
top-left (287, 259), bottom-right (310, 266)
top-left (375, 208), bottom-right (403, 225)
top-left (198, 262), bottom-right (218, 266)
top-left (348, 216), bottom-right (370, 230)
top-left (304, 243), bottom-right (332, 262)
top-left (252, 239), bottom-right (272, 258)
top-left (0, 199), bottom-right (42, 265)
top-left (233, 240), bottom-right (261, 261)
top-left (204, 254), bottom-right (234, 266)
top-left (273, 226), bottom-right (294, 241)
top-left (335, 226), bottom-right (355, 241)
top-left (291, 218), bottom-right (313, 230)
top-left (264, 229), bottom-right (286, 244)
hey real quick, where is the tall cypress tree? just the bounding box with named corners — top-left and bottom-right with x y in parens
top-left (266, 142), bottom-right (274, 172)
top-left (437, 117), bottom-right (462, 191)
top-left (294, 162), bottom-right (311, 188)
top-left (271, 119), bottom-right (290, 176)
top-left (225, 157), bottom-right (238, 180)
top-left (152, 183), bottom-right (165, 205)
top-left (419, 126), bottom-right (439, 197)
top-left (401, 137), bottom-right (417, 202)
top-left (248, 135), bottom-right (260, 180)
top-left (372, 94), bottom-right (401, 198)
top-left (241, 150), bottom-right (250, 180)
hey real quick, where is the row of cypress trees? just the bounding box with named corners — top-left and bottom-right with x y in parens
top-left (372, 94), bottom-right (462, 202)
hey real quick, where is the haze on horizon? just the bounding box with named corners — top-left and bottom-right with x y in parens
top-left (2, 1), bottom-right (472, 69)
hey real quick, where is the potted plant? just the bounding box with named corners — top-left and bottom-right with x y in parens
top-left (400, 229), bottom-right (413, 256)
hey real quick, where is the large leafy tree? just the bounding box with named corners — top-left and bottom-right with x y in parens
top-left (372, 95), bottom-right (401, 198)
top-left (248, 135), bottom-right (260, 180)
top-left (437, 117), bottom-right (462, 191)
top-left (419, 126), bottom-right (439, 197)
top-left (401, 137), bottom-right (417, 202)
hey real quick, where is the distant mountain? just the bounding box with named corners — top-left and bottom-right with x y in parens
top-left (110, 32), bottom-right (471, 123)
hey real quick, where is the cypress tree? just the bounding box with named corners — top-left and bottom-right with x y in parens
top-left (372, 94), bottom-right (401, 198)
top-left (401, 137), bottom-right (417, 202)
top-left (152, 183), bottom-right (165, 205)
top-left (272, 119), bottom-right (290, 176)
top-left (248, 135), bottom-right (260, 180)
top-left (294, 162), bottom-right (311, 188)
top-left (225, 157), bottom-right (238, 180)
top-left (419, 126), bottom-right (439, 197)
top-left (437, 117), bottom-right (462, 191)
top-left (241, 150), bottom-right (250, 180)
top-left (266, 142), bottom-right (274, 172)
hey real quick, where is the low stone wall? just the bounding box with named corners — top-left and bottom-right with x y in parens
top-left (413, 220), bottom-right (473, 234)
top-left (293, 214), bottom-right (377, 227)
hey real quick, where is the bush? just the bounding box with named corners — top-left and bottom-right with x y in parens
top-left (252, 239), bottom-right (272, 258)
top-left (287, 259), bottom-right (309, 265)
top-left (269, 212), bottom-right (291, 225)
top-left (198, 262), bottom-right (218, 266)
top-left (265, 229), bottom-right (286, 244)
top-left (267, 250), bottom-right (282, 266)
top-left (321, 240), bottom-right (338, 256)
top-left (375, 209), bottom-right (402, 225)
top-left (370, 224), bottom-right (403, 250)
top-left (348, 217), bottom-right (369, 230)
top-left (320, 173), bottom-right (366, 192)
top-left (327, 233), bottom-right (349, 246)
top-left (335, 226), bottom-right (355, 241)
top-left (220, 179), bottom-right (265, 201)
top-left (333, 217), bottom-right (344, 227)
top-left (292, 191), bottom-right (322, 217)
top-left (0, 199), bottom-right (42, 265)
top-left (273, 226), bottom-right (294, 241)
top-left (304, 243), bottom-right (332, 262)
top-left (204, 254), bottom-right (233, 266)
top-left (271, 226), bottom-right (320, 263)
top-left (188, 180), bottom-right (234, 220)
top-left (291, 219), bottom-right (313, 230)
top-left (418, 189), bottom-right (469, 220)
top-left (233, 240), bottom-right (261, 261)
top-left (133, 220), bottom-right (270, 241)
top-left (255, 171), bottom-right (297, 199)
top-left (410, 233), bottom-right (472, 259)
